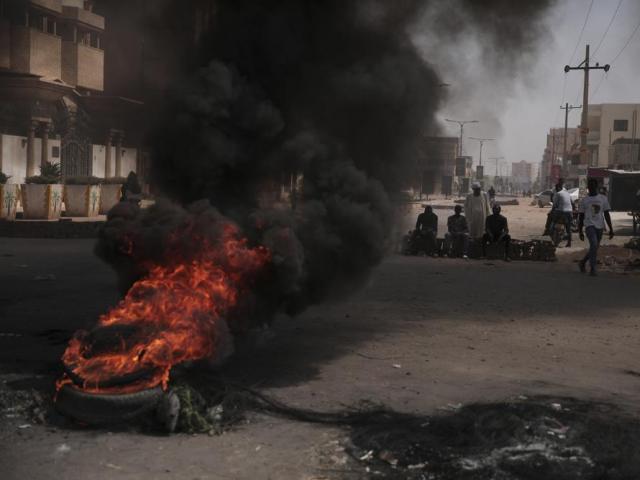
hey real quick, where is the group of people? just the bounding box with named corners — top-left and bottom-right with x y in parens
top-left (414, 178), bottom-right (615, 275)
top-left (415, 182), bottom-right (511, 260)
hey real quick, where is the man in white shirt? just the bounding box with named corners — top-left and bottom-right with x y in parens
top-left (578, 178), bottom-right (614, 276)
top-left (550, 181), bottom-right (574, 247)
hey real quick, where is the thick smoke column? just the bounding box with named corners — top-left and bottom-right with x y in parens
top-left (98, 0), bottom-right (555, 325)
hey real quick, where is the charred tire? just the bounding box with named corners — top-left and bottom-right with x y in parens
top-left (56, 384), bottom-right (163, 425)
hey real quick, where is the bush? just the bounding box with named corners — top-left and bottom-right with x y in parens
top-left (100, 177), bottom-right (126, 185)
top-left (25, 162), bottom-right (63, 184)
top-left (65, 176), bottom-right (102, 185)
top-left (40, 162), bottom-right (62, 179)
top-left (25, 175), bottom-right (60, 184)
top-left (0, 172), bottom-right (10, 185)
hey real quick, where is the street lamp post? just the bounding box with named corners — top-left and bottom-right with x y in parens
top-left (488, 156), bottom-right (504, 177)
top-left (445, 118), bottom-right (479, 157)
top-left (468, 137), bottom-right (495, 167)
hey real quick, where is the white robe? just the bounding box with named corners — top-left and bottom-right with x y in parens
top-left (464, 192), bottom-right (491, 239)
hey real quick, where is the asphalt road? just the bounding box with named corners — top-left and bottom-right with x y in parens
top-left (0, 228), bottom-right (639, 479)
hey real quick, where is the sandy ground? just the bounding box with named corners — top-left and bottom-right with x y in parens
top-left (0, 200), bottom-right (639, 479)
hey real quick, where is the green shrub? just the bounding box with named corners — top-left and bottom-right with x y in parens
top-left (100, 176), bottom-right (126, 185)
top-left (0, 172), bottom-right (10, 185)
top-left (40, 162), bottom-right (62, 179)
top-left (65, 176), bottom-right (101, 185)
top-left (25, 175), bottom-right (60, 184)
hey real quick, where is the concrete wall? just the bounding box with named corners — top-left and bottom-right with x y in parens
top-left (9, 26), bottom-right (30, 73)
top-left (76, 44), bottom-right (104, 91)
top-left (589, 104), bottom-right (640, 167)
top-left (10, 26), bottom-right (62, 78)
top-left (0, 19), bottom-right (10, 70)
top-left (28, 28), bottom-right (62, 79)
top-left (61, 42), bottom-right (104, 91)
top-left (61, 40), bottom-right (78, 86)
top-left (120, 147), bottom-right (138, 177)
top-left (0, 135), bottom-right (27, 184)
top-left (91, 144), bottom-right (107, 178)
top-left (0, 134), bottom-right (62, 184)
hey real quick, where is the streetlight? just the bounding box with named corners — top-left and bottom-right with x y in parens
top-left (445, 118), bottom-right (479, 157)
top-left (488, 156), bottom-right (504, 177)
top-left (468, 137), bottom-right (495, 167)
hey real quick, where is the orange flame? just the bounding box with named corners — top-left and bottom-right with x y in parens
top-left (57, 222), bottom-right (269, 394)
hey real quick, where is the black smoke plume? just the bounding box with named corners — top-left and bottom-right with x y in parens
top-left (96, 0), bottom-right (555, 327)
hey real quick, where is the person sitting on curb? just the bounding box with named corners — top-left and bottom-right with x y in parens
top-left (445, 205), bottom-right (469, 259)
top-left (414, 205), bottom-right (438, 256)
top-left (482, 204), bottom-right (511, 262)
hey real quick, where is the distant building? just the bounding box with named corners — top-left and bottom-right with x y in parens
top-left (539, 127), bottom-right (579, 188)
top-left (586, 103), bottom-right (640, 167)
top-left (419, 136), bottom-right (459, 195)
top-left (0, 0), bottom-right (146, 184)
top-left (511, 160), bottom-right (533, 191)
top-left (608, 138), bottom-right (640, 169)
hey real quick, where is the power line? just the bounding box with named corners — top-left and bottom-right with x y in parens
top-left (611, 16), bottom-right (640, 64)
top-left (568, 0), bottom-right (595, 64)
top-left (591, 15), bottom-right (640, 101)
top-left (592, 0), bottom-right (624, 58)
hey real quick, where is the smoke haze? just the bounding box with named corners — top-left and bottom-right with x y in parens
top-left (97, 0), bottom-right (556, 328)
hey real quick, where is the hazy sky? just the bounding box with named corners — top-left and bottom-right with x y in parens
top-left (431, 0), bottom-right (640, 174)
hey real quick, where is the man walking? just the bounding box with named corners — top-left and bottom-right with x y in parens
top-left (578, 178), bottom-right (614, 276)
top-left (549, 180), bottom-right (573, 247)
top-left (464, 181), bottom-right (491, 240)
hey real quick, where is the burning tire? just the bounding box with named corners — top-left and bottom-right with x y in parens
top-left (56, 384), bottom-right (163, 425)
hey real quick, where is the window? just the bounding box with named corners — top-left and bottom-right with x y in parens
top-left (613, 119), bottom-right (628, 132)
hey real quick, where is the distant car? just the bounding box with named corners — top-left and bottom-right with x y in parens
top-left (535, 189), bottom-right (554, 208)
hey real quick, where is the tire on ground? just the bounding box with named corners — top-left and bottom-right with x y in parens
top-left (56, 385), bottom-right (164, 425)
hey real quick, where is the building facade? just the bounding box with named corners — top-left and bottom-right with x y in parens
top-left (0, 0), bottom-right (146, 185)
top-left (419, 136), bottom-right (459, 195)
top-left (511, 160), bottom-right (533, 192)
top-left (587, 103), bottom-right (640, 168)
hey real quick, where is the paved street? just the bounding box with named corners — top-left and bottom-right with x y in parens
top-left (1, 207), bottom-right (638, 478)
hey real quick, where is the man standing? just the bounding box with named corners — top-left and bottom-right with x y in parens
top-left (482, 205), bottom-right (511, 261)
top-left (414, 205), bottom-right (438, 255)
top-left (446, 205), bottom-right (469, 258)
top-left (464, 181), bottom-right (491, 240)
top-left (549, 181), bottom-right (573, 247)
top-left (578, 178), bottom-right (614, 276)
top-left (488, 185), bottom-right (496, 207)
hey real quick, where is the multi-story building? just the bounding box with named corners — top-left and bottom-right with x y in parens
top-left (419, 136), bottom-right (459, 195)
top-left (511, 160), bottom-right (533, 192)
top-left (586, 103), bottom-right (640, 167)
top-left (539, 127), bottom-right (579, 188)
top-left (0, 0), bottom-right (145, 184)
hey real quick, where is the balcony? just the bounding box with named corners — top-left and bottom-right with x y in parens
top-left (61, 41), bottom-right (104, 91)
top-left (62, 6), bottom-right (104, 31)
top-left (30, 0), bottom-right (63, 14)
top-left (10, 25), bottom-right (62, 79)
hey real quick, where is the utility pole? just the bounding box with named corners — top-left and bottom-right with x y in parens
top-left (565, 45), bottom-right (610, 166)
top-left (560, 103), bottom-right (582, 172)
top-left (468, 137), bottom-right (494, 167)
top-left (445, 118), bottom-right (479, 157)
top-left (488, 156), bottom-right (504, 177)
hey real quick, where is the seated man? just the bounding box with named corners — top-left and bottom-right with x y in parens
top-left (445, 205), bottom-right (469, 258)
top-left (414, 205), bottom-right (438, 255)
top-left (482, 205), bottom-right (511, 261)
